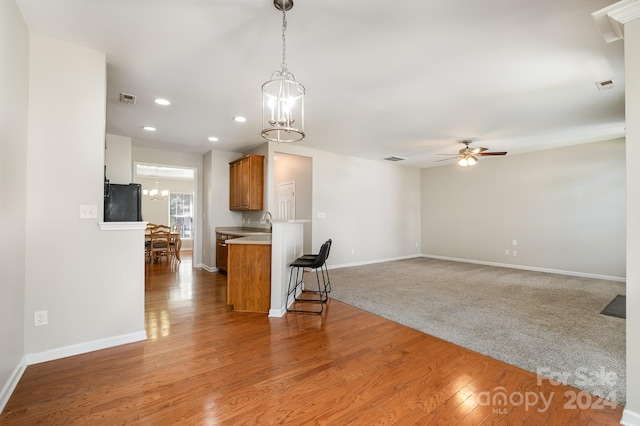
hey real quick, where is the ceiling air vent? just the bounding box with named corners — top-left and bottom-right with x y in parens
top-left (120, 92), bottom-right (137, 104)
top-left (595, 79), bottom-right (615, 90)
top-left (384, 156), bottom-right (407, 162)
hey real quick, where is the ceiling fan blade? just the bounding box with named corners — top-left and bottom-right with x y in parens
top-left (437, 153), bottom-right (459, 156)
top-left (436, 157), bottom-right (456, 162)
top-left (471, 147), bottom-right (488, 154)
top-left (478, 151), bottom-right (507, 156)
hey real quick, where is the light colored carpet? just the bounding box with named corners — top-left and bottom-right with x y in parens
top-left (327, 257), bottom-right (626, 404)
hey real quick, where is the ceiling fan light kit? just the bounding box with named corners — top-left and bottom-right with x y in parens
top-left (458, 154), bottom-right (477, 167)
top-left (260, 0), bottom-right (305, 143)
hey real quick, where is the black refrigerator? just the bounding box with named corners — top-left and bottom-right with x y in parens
top-left (104, 183), bottom-right (143, 222)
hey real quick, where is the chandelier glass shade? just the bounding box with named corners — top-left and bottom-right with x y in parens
top-left (260, 0), bottom-right (305, 143)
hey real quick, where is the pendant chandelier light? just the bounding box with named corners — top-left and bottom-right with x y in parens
top-left (260, 0), bottom-right (305, 143)
top-left (143, 168), bottom-right (169, 200)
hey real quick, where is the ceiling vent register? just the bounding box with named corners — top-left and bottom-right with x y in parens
top-left (120, 92), bottom-right (137, 104)
top-left (595, 79), bottom-right (615, 90)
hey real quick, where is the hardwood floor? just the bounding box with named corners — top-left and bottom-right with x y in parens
top-left (1, 254), bottom-right (624, 425)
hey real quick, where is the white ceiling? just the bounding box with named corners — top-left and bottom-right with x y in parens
top-left (16, 0), bottom-right (626, 168)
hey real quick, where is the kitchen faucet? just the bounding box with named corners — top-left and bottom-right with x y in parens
top-left (261, 211), bottom-right (273, 231)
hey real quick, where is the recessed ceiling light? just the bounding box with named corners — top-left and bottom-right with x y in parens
top-left (154, 98), bottom-right (171, 106)
top-left (208, 136), bottom-right (219, 142)
top-left (142, 126), bottom-right (156, 131)
top-left (234, 116), bottom-right (247, 123)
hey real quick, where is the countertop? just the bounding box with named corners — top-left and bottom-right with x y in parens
top-left (215, 227), bottom-right (271, 237)
top-left (225, 235), bottom-right (272, 245)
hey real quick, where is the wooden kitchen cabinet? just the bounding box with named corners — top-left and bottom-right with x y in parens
top-left (229, 154), bottom-right (264, 211)
top-left (216, 233), bottom-right (229, 273)
top-left (215, 232), bottom-right (242, 273)
top-left (227, 243), bottom-right (271, 313)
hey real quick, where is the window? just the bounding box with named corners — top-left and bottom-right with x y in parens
top-left (170, 193), bottom-right (193, 239)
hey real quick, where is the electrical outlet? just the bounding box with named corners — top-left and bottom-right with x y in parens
top-left (512, 239), bottom-right (518, 246)
top-left (34, 310), bottom-right (48, 326)
top-left (505, 249), bottom-right (510, 255)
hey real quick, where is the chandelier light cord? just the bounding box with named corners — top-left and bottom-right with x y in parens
top-left (280, 9), bottom-right (288, 74)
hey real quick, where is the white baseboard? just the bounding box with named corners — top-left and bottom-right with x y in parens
top-left (0, 356), bottom-right (27, 414)
top-left (200, 264), bottom-right (218, 273)
top-left (421, 254), bottom-right (626, 282)
top-left (269, 307), bottom-right (287, 317)
top-left (25, 330), bottom-right (147, 366)
top-left (330, 254), bottom-right (421, 270)
top-left (622, 408), bottom-right (640, 426)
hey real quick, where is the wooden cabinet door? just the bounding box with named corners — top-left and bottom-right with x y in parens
top-left (229, 155), bottom-right (264, 211)
top-left (229, 161), bottom-right (242, 209)
top-left (240, 157), bottom-right (251, 209)
top-left (216, 238), bottom-right (228, 272)
top-left (227, 243), bottom-right (271, 312)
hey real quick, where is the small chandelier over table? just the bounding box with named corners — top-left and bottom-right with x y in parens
top-left (143, 168), bottom-right (169, 201)
top-left (260, 0), bottom-right (305, 143)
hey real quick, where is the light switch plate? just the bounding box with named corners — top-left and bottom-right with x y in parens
top-left (79, 205), bottom-right (97, 219)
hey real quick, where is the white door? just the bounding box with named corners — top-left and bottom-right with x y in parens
top-left (277, 181), bottom-right (296, 220)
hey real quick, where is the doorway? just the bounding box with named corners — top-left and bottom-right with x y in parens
top-left (134, 163), bottom-right (196, 252)
top-left (277, 181), bottom-right (296, 221)
top-left (273, 153), bottom-right (312, 253)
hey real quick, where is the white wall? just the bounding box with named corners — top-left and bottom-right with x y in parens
top-left (105, 134), bottom-right (132, 184)
top-left (23, 35), bottom-right (145, 355)
top-left (265, 142), bottom-right (422, 267)
top-left (624, 15), bottom-right (640, 426)
top-left (420, 139), bottom-right (626, 279)
top-left (202, 149), bottom-right (244, 270)
top-left (132, 146), bottom-right (204, 265)
top-left (0, 0), bottom-right (29, 411)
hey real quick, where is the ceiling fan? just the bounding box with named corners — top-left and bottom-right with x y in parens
top-left (437, 140), bottom-right (507, 167)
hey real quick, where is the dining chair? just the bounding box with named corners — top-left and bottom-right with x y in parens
top-left (149, 230), bottom-right (171, 263)
top-left (145, 224), bottom-right (158, 263)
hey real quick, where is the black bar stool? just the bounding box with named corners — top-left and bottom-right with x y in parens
top-left (286, 240), bottom-right (331, 314)
top-left (297, 239), bottom-right (332, 294)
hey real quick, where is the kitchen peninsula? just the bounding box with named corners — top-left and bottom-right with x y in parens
top-left (217, 220), bottom-right (309, 317)
top-left (226, 233), bottom-right (272, 313)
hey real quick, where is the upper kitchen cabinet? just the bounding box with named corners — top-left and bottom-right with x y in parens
top-left (229, 154), bottom-right (264, 211)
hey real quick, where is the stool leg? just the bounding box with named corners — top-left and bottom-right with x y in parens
top-left (287, 266), bottom-right (324, 314)
top-left (286, 266), bottom-right (301, 310)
